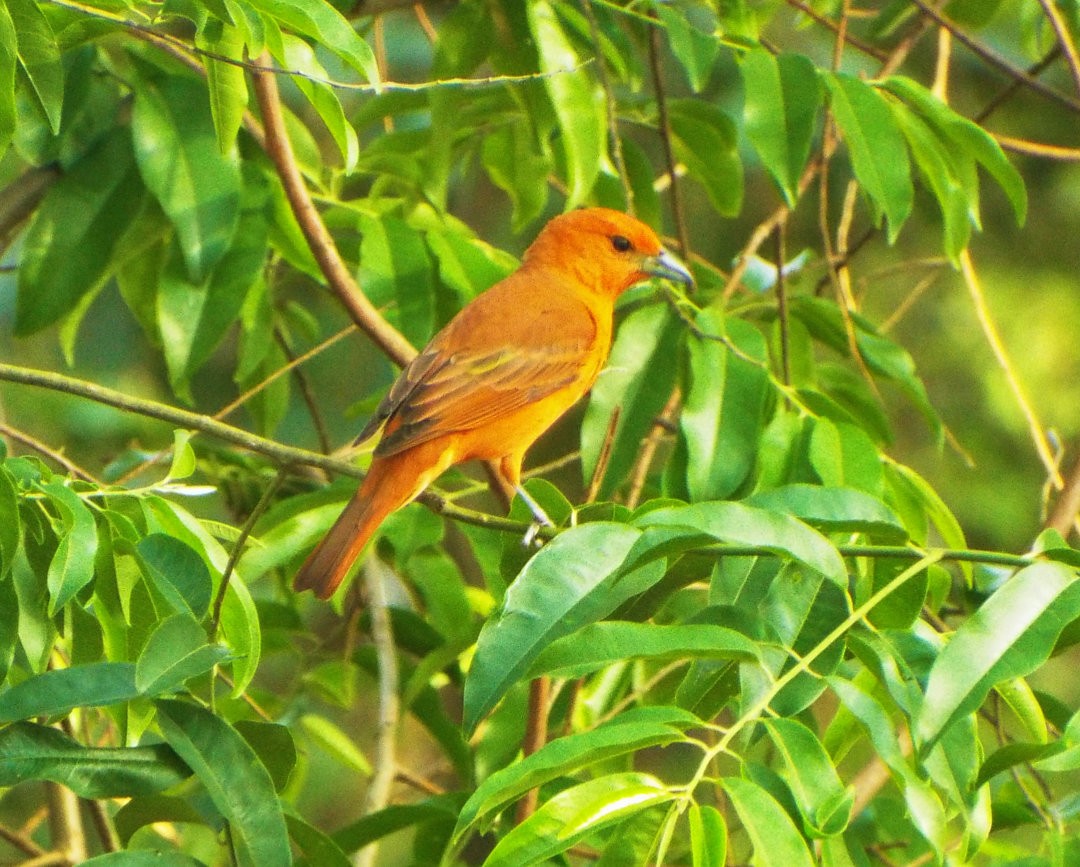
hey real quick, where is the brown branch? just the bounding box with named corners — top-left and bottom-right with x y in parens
top-left (995, 134), bottom-right (1080, 161)
top-left (0, 820), bottom-right (46, 858)
top-left (784, 0), bottom-right (887, 61)
top-left (648, 20), bottom-right (690, 260)
top-left (0, 423), bottom-right (103, 485)
top-left (274, 328), bottom-right (333, 454)
top-left (1046, 451), bottom-right (1080, 540)
top-left (1034, 0), bottom-right (1080, 97)
top-left (251, 53), bottom-right (417, 368)
top-left (907, 0), bottom-right (1080, 113)
top-left (514, 675), bottom-right (551, 825)
top-left (0, 166), bottom-right (59, 254)
top-left (625, 387), bottom-right (681, 510)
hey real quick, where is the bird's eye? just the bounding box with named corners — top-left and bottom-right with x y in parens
top-left (611, 235), bottom-right (632, 253)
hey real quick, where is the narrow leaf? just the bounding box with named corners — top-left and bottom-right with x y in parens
top-left (0, 662), bottom-right (138, 723)
top-left (632, 501), bottom-right (847, 585)
top-left (529, 621), bottom-right (759, 678)
top-left (917, 562), bottom-right (1080, 751)
top-left (527, 0), bottom-right (604, 207)
top-left (131, 75), bottom-right (242, 282)
top-left (155, 699), bottom-right (290, 867)
top-left (741, 49), bottom-right (821, 205)
top-left (482, 773), bottom-right (673, 867)
top-left (722, 776), bottom-right (816, 867)
top-left (40, 480), bottom-right (98, 614)
top-left (464, 523), bottom-right (664, 732)
top-left (0, 721), bottom-right (191, 797)
top-left (824, 72), bottom-right (913, 241)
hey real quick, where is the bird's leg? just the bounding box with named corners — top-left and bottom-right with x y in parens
top-left (515, 483), bottom-right (554, 547)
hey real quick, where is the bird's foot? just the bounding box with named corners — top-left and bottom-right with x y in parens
top-left (515, 484), bottom-right (554, 548)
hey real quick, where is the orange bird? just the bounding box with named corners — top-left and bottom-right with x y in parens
top-left (293, 208), bottom-right (693, 599)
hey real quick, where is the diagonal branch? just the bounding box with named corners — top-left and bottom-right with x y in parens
top-left (251, 53), bottom-right (417, 368)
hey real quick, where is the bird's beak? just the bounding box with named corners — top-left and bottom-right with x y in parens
top-left (644, 248), bottom-right (694, 287)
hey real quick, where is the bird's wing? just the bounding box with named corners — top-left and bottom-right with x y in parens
top-left (372, 340), bottom-right (593, 457)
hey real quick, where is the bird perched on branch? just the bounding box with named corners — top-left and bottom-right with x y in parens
top-left (294, 208), bottom-right (693, 599)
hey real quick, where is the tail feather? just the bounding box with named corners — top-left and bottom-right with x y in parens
top-left (293, 491), bottom-right (381, 599)
top-left (293, 447), bottom-right (449, 599)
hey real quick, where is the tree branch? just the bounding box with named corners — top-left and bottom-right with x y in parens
top-left (251, 54), bottom-right (417, 368)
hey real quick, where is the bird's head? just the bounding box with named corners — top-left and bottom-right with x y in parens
top-left (523, 208), bottom-right (694, 298)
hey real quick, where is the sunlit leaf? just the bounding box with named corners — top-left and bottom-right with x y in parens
top-left (527, 0), bottom-right (604, 207)
top-left (823, 72), bottom-right (913, 241)
top-left (741, 49), bottom-right (821, 205)
top-left (917, 562), bottom-right (1080, 751)
top-left (132, 75), bottom-right (242, 283)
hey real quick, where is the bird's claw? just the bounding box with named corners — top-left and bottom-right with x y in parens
top-left (522, 522), bottom-right (545, 548)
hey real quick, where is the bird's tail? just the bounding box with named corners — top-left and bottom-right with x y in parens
top-left (292, 456), bottom-right (415, 599)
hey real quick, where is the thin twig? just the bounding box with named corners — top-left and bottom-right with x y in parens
top-left (1034, 0), bottom-right (1080, 97)
top-left (995, 135), bottom-right (1080, 161)
top-left (625, 387), bottom-right (681, 510)
top-left (648, 20), bottom-right (690, 259)
top-left (210, 468), bottom-right (291, 639)
top-left (0, 423), bottom-right (103, 485)
top-left (83, 797), bottom-right (120, 854)
top-left (0, 820), bottom-right (46, 858)
top-left (774, 224), bottom-right (790, 387)
top-left (959, 250), bottom-right (1064, 489)
top-left (784, 0), bottom-right (886, 61)
top-left (907, 0), bottom-right (1080, 113)
top-left (585, 407), bottom-right (621, 504)
top-left (1046, 451), bottom-right (1080, 540)
top-left (251, 53), bottom-right (416, 368)
top-left (274, 328), bottom-right (333, 454)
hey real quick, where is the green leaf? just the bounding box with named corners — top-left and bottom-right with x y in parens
top-left (136, 533), bottom-right (212, 620)
top-left (135, 613), bottom-right (230, 695)
top-left (890, 99), bottom-right (972, 261)
top-left (689, 803), bottom-right (727, 867)
top-left (15, 130), bottom-right (143, 334)
top-left (113, 795), bottom-right (203, 847)
top-left (722, 776), bottom-right (816, 867)
top-left (299, 713), bottom-right (372, 776)
top-left (482, 124), bottom-right (551, 231)
top-left (277, 32), bottom-right (358, 170)
top-left (823, 72), bottom-right (913, 242)
top-left (197, 18), bottom-right (248, 152)
top-left (529, 621), bottom-right (759, 678)
top-left (746, 484), bottom-right (907, 541)
top-left (0, 662), bottom-right (138, 723)
top-left (740, 49), bottom-right (821, 205)
top-left (791, 296), bottom-right (941, 442)
top-left (333, 795), bottom-right (463, 855)
top-left (235, 721), bottom-right (297, 793)
top-left (881, 75), bottom-right (1026, 225)
top-left (917, 562), bottom-right (1080, 751)
top-left (156, 191), bottom-right (268, 399)
top-left (668, 100), bottom-right (743, 216)
top-left (155, 699), bottom-right (290, 867)
top-left (286, 813), bottom-right (352, 867)
top-left (246, 0), bottom-right (379, 86)
top-left (81, 851), bottom-right (206, 866)
top-left (219, 575), bottom-right (262, 696)
top-left (452, 710), bottom-right (694, 845)
top-left (0, 721), bottom-right (191, 797)
top-left (131, 75), bottom-right (242, 282)
top-left (0, 1), bottom-right (15, 153)
top-left (482, 772), bottom-right (674, 867)
top-left (39, 480), bottom-right (98, 614)
top-left (763, 718), bottom-right (854, 837)
top-left (632, 501), bottom-right (847, 586)
top-left (357, 213), bottom-right (435, 350)
top-left (8, 0), bottom-right (63, 133)
top-left (581, 303), bottom-right (682, 498)
top-left (0, 466), bottom-right (18, 576)
top-left (527, 0), bottom-right (604, 207)
top-left (464, 523), bottom-right (665, 732)
top-left (681, 312), bottom-right (770, 500)
top-left (658, 4), bottom-right (720, 92)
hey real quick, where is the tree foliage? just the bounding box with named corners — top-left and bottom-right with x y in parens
top-left (1, 0), bottom-right (1080, 864)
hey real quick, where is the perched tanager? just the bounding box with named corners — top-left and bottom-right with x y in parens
top-left (294, 208), bottom-right (693, 599)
